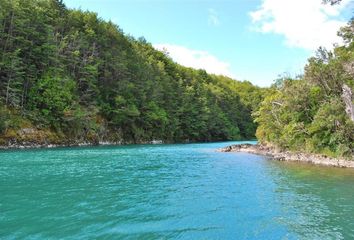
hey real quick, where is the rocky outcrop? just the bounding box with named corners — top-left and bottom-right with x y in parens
top-left (219, 144), bottom-right (354, 168)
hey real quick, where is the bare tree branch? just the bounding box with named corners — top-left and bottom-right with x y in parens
top-left (322, 0), bottom-right (342, 5)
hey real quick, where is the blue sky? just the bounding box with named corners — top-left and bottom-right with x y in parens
top-left (63, 0), bottom-right (353, 87)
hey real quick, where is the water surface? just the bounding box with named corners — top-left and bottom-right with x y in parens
top-left (1, 142), bottom-right (354, 239)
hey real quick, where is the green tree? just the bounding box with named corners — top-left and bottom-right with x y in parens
top-left (29, 74), bottom-right (76, 129)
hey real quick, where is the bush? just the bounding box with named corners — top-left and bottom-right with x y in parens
top-left (29, 74), bottom-right (76, 130)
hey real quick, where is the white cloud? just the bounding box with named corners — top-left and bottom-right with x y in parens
top-left (154, 43), bottom-right (233, 77)
top-left (249, 0), bottom-right (351, 50)
top-left (208, 8), bottom-right (220, 26)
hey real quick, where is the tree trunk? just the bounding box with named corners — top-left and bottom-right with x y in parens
top-left (342, 84), bottom-right (354, 121)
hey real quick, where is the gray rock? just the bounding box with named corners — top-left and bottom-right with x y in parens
top-left (219, 144), bottom-right (354, 168)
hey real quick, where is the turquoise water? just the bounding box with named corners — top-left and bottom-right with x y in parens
top-left (1, 141), bottom-right (354, 239)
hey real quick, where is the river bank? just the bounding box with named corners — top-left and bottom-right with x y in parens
top-left (0, 141), bottom-right (114, 150)
top-left (0, 140), bottom-right (167, 150)
top-left (0, 138), bottom-right (165, 150)
top-left (219, 144), bottom-right (354, 168)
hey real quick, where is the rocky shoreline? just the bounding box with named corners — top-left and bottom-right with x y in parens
top-left (219, 144), bottom-right (354, 168)
top-left (0, 141), bottom-right (113, 150)
top-left (0, 140), bottom-right (165, 150)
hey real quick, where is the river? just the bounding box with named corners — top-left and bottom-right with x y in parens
top-left (1, 141), bottom-right (354, 239)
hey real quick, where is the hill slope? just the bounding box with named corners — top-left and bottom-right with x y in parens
top-left (0, 0), bottom-right (264, 146)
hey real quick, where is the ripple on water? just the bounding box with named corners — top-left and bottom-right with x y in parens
top-left (1, 142), bottom-right (354, 239)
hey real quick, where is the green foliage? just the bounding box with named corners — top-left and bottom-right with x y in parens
top-left (255, 18), bottom-right (354, 157)
top-left (308, 98), bottom-right (354, 156)
top-left (29, 74), bottom-right (76, 128)
top-left (0, 105), bottom-right (9, 134)
top-left (0, 0), bottom-right (264, 144)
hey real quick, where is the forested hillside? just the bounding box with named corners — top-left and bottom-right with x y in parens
top-left (0, 0), bottom-right (264, 146)
top-left (255, 18), bottom-right (354, 157)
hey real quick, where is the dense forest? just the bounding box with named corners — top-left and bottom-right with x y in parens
top-left (0, 0), bottom-right (265, 146)
top-left (1, 0), bottom-right (352, 158)
top-left (255, 17), bottom-right (354, 158)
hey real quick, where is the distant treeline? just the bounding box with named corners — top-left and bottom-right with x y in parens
top-left (0, 0), bottom-right (265, 145)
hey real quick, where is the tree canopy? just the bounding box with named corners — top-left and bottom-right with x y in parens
top-left (0, 0), bottom-right (264, 145)
top-left (255, 18), bottom-right (354, 157)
